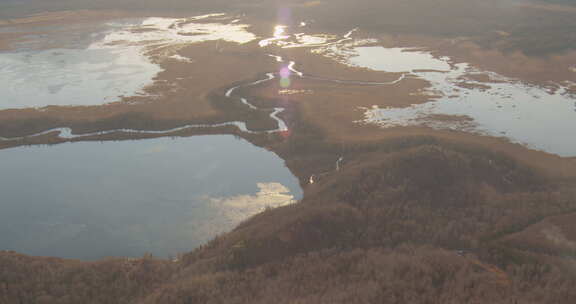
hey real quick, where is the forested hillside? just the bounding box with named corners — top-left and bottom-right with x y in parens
top-left (2, 137), bottom-right (575, 303)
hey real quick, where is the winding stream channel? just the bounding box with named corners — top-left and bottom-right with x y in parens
top-left (0, 23), bottom-right (394, 142)
top-left (1, 13), bottom-right (574, 259)
top-left (0, 17), bottom-right (395, 259)
top-left (2, 13), bottom-right (574, 157)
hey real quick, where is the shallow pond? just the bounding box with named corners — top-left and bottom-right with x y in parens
top-left (0, 45), bottom-right (161, 109)
top-left (0, 14), bottom-right (256, 110)
top-left (343, 46), bottom-right (576, 157)
top-left (0, 135), bottom-right (301, 260)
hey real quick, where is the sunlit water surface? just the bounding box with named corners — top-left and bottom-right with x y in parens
top-left (0, 14), bottom-right (256, 110)
top-left (327, 45), bottom-right (576, 157)
top-left (0, 135), bottom-right (301, 260)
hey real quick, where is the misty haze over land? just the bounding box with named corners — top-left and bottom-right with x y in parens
top-left (1, 0), bottom-right (576, 303)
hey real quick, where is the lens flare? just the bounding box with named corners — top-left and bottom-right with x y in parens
top-left (280, 66), bottom-right (292, 88)
top-left (280, 78), bottom-right (291, 88)
top-left (278, 6), bottom-right (292, 26)
top-left (280, 67), bottom-right (291, 78)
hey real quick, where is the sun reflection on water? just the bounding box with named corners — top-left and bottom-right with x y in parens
top-left (274, 25), bottom-right (288, 38)
top-left (259, 25), bottom-right (290, 47)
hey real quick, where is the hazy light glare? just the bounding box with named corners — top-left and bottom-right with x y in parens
top-left (280, 77), bottom-right (291, 88)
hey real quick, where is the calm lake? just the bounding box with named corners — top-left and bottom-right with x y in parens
top-left (0, 135), bottom-right (301, 260)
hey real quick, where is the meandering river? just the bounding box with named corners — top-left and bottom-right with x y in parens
top-left (1, 12), bottom-right (575, 261)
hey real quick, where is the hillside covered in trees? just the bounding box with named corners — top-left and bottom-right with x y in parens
top-left (2, 137), bottom-right (576, 303)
